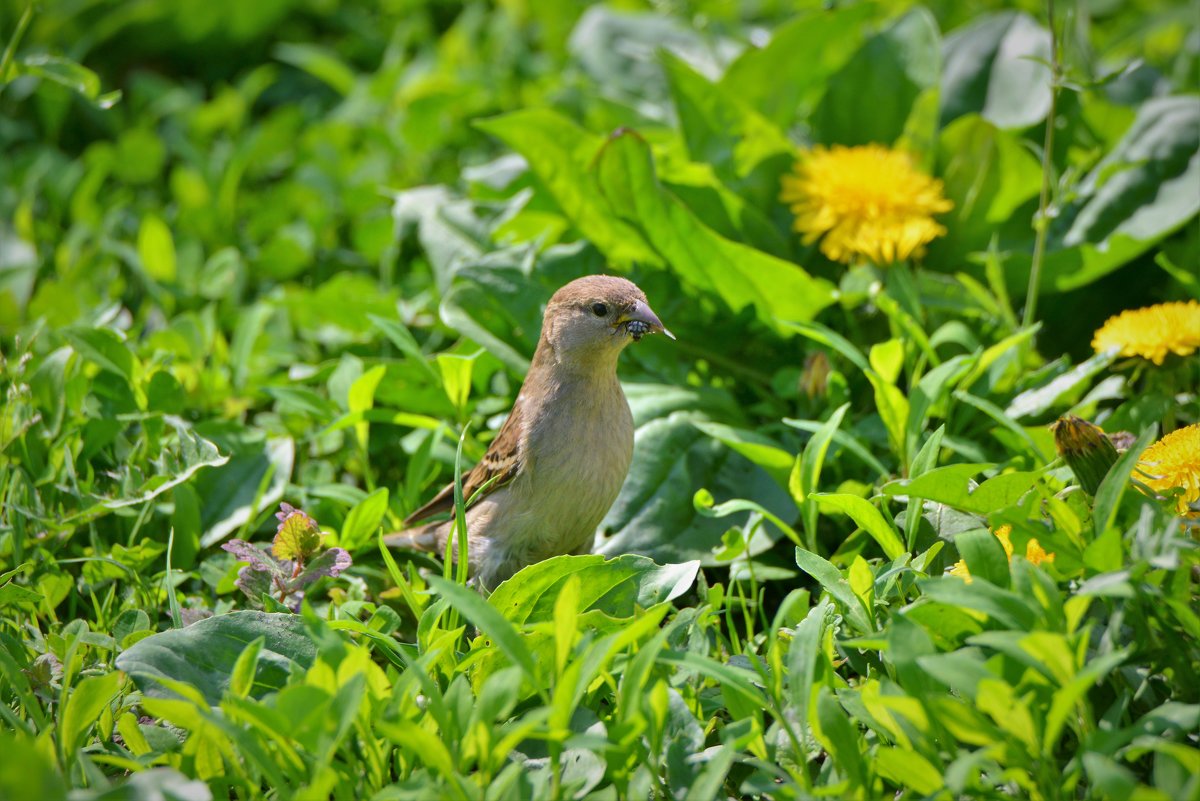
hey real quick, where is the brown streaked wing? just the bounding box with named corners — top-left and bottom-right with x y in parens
top-left (401, 400), bottom-right (525, 526)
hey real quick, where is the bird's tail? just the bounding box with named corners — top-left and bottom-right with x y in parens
top-left (382, 525), bottom-right (440, 553)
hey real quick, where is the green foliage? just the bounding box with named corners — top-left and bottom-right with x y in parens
top-left (1, 0), bottom-right (1197, 799)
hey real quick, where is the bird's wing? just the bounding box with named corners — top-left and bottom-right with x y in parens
top-left (402, 399), bottom-right (526, 526)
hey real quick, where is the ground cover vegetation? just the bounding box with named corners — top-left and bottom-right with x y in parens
top-left (1, 0), bottom-right (1198, 798)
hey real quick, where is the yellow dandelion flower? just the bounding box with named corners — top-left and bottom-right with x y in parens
top-left (1137, 424), bottom-right (1200, 515)
top-left (1091, 300), bottom-right (1200, 365)
top-left (779, 143), bottom-right (953, 265)
top-left (949, 525), bottom-right (1055, 582)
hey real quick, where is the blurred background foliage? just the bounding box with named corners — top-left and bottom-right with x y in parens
top-left (0, 0), bottom-right (1198, 797)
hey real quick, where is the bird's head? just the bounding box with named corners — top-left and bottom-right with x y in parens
top-left (539, 275), bottom-right (674, 369)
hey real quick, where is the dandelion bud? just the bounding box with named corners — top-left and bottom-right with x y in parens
top-left (1052, 415), bottom-right (1119, 495)
top-left (800, 352), bottom-right (831, 399)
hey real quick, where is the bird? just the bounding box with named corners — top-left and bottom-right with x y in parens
top-left (385, 275), bottom-right (673, 590)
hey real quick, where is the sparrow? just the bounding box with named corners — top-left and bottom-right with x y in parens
top-left (385, 275), bottom-right (673, 590)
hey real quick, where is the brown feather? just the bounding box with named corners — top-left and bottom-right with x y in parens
top-left (402, 399), bottom-right (526, 526)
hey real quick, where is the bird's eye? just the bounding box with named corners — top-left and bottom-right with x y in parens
top-left (590, 302), bottom-right (609, 317)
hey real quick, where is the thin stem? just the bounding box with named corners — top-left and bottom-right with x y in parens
top-left (1023, 0), bottom-right (1062, 330)
top-left (0, 3), bottom-right (35, 92)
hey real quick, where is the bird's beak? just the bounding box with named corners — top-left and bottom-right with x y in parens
top-left (624, 300), bottom-right (676, 341)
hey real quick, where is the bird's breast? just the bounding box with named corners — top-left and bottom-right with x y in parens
top-left (511, 379), bottom-right (634, 554)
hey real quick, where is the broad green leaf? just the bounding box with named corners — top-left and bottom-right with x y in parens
top-left (930, 122), bottom-right (1042, 268)
top-left (489, 553), bottom-right (698, 625)
top-left (883, 463), bottom-right (1039, 515)
top-left (66, 328), bottom-right (138, 385)
top-left (273, 43), bottom-right (356, 95)
top-left (475, 110), bottom-right (660, 269)
top-left (813, 688), bottom-right (868, 787)
top-left (137, 214), bottom-right (176, 282)
top-left (61, 671), bottom-right (123, 754)
top-left (662, 51), bottom-right (794, 208)
top-left (197, 435), bottom-right (294, 548)
top-left (116, 611), bottom-right (316, 706)
top-left (98, 420), bottom-right (228, 511)
top-left (919, 576), bottom-right (1038, 630)
top-left (955, 528), bottom-right (1011, 586)
top-left (340, 487), bottom-right (389, 552)
top-left (692, 421), bottom-right (793, 485)
top-left (813, 8), bottom-right (941, 146)
top-left (940, 12), bottom-right (1052, 129)
top-left (720, 4), bottom-right (875, 126)
top-left (1006, 350), bottom-right (1117, 420)
top-left (1030, 96), bottom-right (1200, 291)
top-left (812, 493), bottom-right (906, 559)
top-left (593, 130), bottom-right (836, 330)
top-left (436, 352), bottom-right (477, 415)
top-left (874, 746), bottom-right (944, 795)
top-left (597, 402), bottom-right (796, 566)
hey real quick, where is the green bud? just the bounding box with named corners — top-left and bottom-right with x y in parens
top-left (1052, 415), bottom-right (1119, 496)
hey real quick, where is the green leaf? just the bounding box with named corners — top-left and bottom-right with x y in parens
top-left (874, 746), bottom-right (944, 795)
top-left (662, 51), bottom-right (794, 207)
top-left (812, 493), bottom-right (906, 560)
top-left (883, 463), bottom-right (1039, 515)
top-left (919, 576), bottom-right (1038, 630)
top-left (794, 548), bottom-right (872, 633)
top-left (593, 130), bottom-right (837, 331)
top-left (813, 8), bottom-right (941, 146)
top-left (691, 421), bottom-right (793, 485)
top-left (596, 402), bottom-right (796, 566)
top-left (475, 110), bottom-right (660, 268)
top-left (340, 487), bottom-right (389, 552)
top-left (196, 436), bottom-right (294, 548)
top-left (488, 554), bottom-right (698, 625)
top-left (0, 732), bottom-right (66, 801)
top-left (955, 528), bottom-right (1011, 586)
top-left (16, 54), bottom-right (120, 107)
top-left (116, 611), bottom-right (317, 706)
top-left (61, 671), bottom-right (123, 754)
top-left (866, 370), bottom-right (910, 466)
top-left (813, 687), bottom-right (868, 787)
top-left (427, 576), bottom-right (539, 686)
top-left (272, 508), bottom-right (322, 562)
top-left (99, 420), bottom-right (228, 511)
top-left (137, 214), bottom-right (176, 282)
top-left (719, 4), bottom-right (875, 126)
top-left (368, 314), bottom-right (441, 385)
top-left (66, 328), bottom-right (137, 384)
top-left (228, 637), bottom-right (265, 699)
top-left (1033, 96), bottom-right (1200, 291)
top-left (1094, 427), bottom-right (1157, 538)
top-left (1006, 350), bottom-right (1117, 420)
top-left (940, 12), bottom-right (1052, 129)
top-left (782, 320), bottom-right (871, 375)
top-left (348, 365), bottom-right (386, 451)
top-left (436, 352), bottom-right (477, 415)
top-left (273, 43), bottom-right (356, 95)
